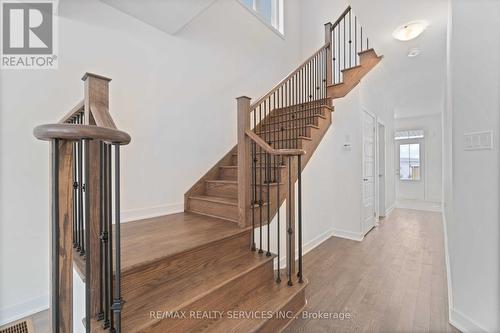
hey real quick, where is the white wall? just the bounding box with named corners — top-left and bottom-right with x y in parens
top-left (0, 0), bottom-right (400, 325)
top-left (395, 114), bottom-right (443, 203)
top-left (443, 0), bottom-right (500, 331)
top-left (0, 0), bottom-right (304, 324)
top-left (299, 0), bottom-right (396, 240)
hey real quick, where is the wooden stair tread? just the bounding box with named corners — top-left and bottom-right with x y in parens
top-left (257, 124), bottom-right (320, 134)
top-left (201, 277), bottom-right (308, 333)
top-left (189, 194), bottom-right (238, 206)
top-left (122, 251), bottom-right (276, 332)
top-left (119, 212), bottom-right (242, 272)
top-left (206, 179), bottom-right (237, 184)
top-left (264, 113), bottom-right (326, 125)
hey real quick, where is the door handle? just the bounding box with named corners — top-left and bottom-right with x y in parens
top-left (363, 178), bottom-right (368, 181)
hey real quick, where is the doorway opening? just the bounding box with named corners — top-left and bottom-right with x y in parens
top-left (378, 122), bottom-right (386, 219)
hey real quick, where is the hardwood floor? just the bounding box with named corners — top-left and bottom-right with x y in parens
top-left (285, 208), bottom-right (459, 333)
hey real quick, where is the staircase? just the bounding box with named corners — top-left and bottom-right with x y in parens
top-left (35, 6), bottom-right (381, 333)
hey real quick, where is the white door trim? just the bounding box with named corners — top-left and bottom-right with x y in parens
top-left (361, 109), bottom-right (377, 234)
top-left (377, 120), bottom-right (386, 219)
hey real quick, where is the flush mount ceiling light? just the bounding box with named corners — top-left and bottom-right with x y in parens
top-left (392, 20), bottom-right (428, 41)
top-left (408, 48), bottom-right (421, 57)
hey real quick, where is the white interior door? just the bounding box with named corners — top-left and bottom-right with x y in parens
top-left (362, 111), bottom-right (376, 234)
top-left (378, 123), bottom-right (386, 217)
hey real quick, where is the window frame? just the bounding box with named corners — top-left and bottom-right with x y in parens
top-left (398, 140), bottom-right (423, 182)
top-left (237, 0), bottom-right (285, 38)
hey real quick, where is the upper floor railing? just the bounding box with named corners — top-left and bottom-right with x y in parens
top-left (328, 6), bottom-right (372, 84)
top-left (33, 73), bottom-right (130, 333)
top-left (234, 5), bottom-right (369, 289)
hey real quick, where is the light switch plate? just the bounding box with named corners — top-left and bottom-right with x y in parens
top-left (464, 131), bottom-right (493, 150)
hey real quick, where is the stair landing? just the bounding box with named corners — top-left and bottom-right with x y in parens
top-left (119, 212), bottom-right (247, 272)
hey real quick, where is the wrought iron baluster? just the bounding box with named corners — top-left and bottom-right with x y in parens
top-left (83, 138), bottom-right (91, 333)
top-left (297, 155), bottom-right (303, 284)
top-left (111, 144), bottom-right (123, 333)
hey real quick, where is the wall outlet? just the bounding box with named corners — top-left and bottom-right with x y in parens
top-left (464, 131), bottom-right (493, 150)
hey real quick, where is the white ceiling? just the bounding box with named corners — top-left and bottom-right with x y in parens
top-left (100, 0), bottom-right (218, 35)
top-left (98, 0), bottom-right (448, 119)
top-left (351, 0), bottom-right (449, 118)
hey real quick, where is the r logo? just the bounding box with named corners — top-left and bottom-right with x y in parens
top-left (2, 2), bottom-right (53, 54)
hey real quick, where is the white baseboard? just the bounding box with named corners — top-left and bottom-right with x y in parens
top-left (442, 212), bottom-right (454, 326)
top-left (396, 199), bottom-right (442, 212)
top-left (331, 228), bottom-right (364, 242)
top-left (121, 203), bottom-right (184, 223)
top-left (0, 295), bottom-right (48, 326)
top-left (278, 228), bottom-right (334, 269)
top-left (385, 203), bottom-right (395, 216)
top-left (449, 308), bottom-right (487, 333)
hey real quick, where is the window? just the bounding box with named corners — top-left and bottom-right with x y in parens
top-left (395, 129), bottom-right (424, 140)
top-left (239, 0), bottom-right (284, 35)
top-left (399, 143), bottom-right (421, 181)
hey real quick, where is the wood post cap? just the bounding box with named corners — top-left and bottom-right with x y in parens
top-left (82, 72), bottom-right (112, 82)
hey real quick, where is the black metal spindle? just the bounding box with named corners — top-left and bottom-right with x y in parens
top-left (258, 105), bottom-right (263, 254)
top-left (287, 156), bottom-right (293, 287)
top-left (276, 151), bottom-right (281, 284)
top-left (78, 133), bottom-right (84, 255)
top-left (107, 144), bottom-right (114, 330)
top-left (83, 139), bottom-right (91, 333)
top-left (251, 139), bottom-right (256, 252)
top-left (51, 139), bottom-right (60, 333)
top-left (359, 26), bottom-right (363, 51)
top-left (355, 16), bottom-right (357, 66)
top-left (297, 155), bottom-right (303, 284)
top-left (332, 26), bottom-right (336, 84)
top-left (72, 122), bottom-right (78, 249)
top-left (97, 141), bottom-right (105, 321)
top-left (343, 17), bottom-right (346, 70)
top-left (266, 151), bottom-right (271, 257)
top-left (349, 10), bottom-right (352, 68)
top-left (102, 144), bottom-right (110, 329)
top-left (111, 144), bottom-right (123, 333)
top-left (293, 74), bottom-right (297, 149)
top-left (338, 25), bottom-right (341, 81)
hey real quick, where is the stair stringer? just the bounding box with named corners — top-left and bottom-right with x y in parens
top-left (184, 103), bottom-right (333, 228)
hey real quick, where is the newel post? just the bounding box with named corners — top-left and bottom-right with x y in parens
top-left (324, 22), bottom-right (333, 87)
top-left (82, 73), bottom-right (112, 320)
top-left (237, 96), bottom-right (251, 230)
top-left (50, 139), bottom-right (74, 332)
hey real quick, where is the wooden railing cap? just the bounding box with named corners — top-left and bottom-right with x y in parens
top-left (246, 130), bottom-right (305, 156)
top-left (82, 72), bottom-right (112, 82)
top-left (34, 123), bottom-right (131, 145)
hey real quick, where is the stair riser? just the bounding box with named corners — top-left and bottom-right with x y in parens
top-left (219, 167), bottom-right (237, 180)
top-left (270, 107), bottom-right (326, 120)
top-left (122, 231), bottom-right (252, 317)
top-left (206, 181), bottom-right (238, 198)
top-left (261, 116), bottom-right (320, 131)
top-left (219, 167), bottom-right (286, 181)
top-left (146, 259), bottom-right (275, 333)
top-left (187, 198), bottom-right (238, 222)
top-left (273, 99), bottom-right (330, 114)
top-left (256, 126), bottom-right (314, 139)
top-left (256, 288), bottom-right (306, 333)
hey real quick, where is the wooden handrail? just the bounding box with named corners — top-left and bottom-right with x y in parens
top-left (246, 130), bottom-right (305, 156)
top-left (249, 43), bottom-right (330, 110)
top-left (331, 6), bottom-right (351, 29)
top-left (59, 100), bottom-right (85, 124)
top-left (34, 123), bottom-right (131, 145)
